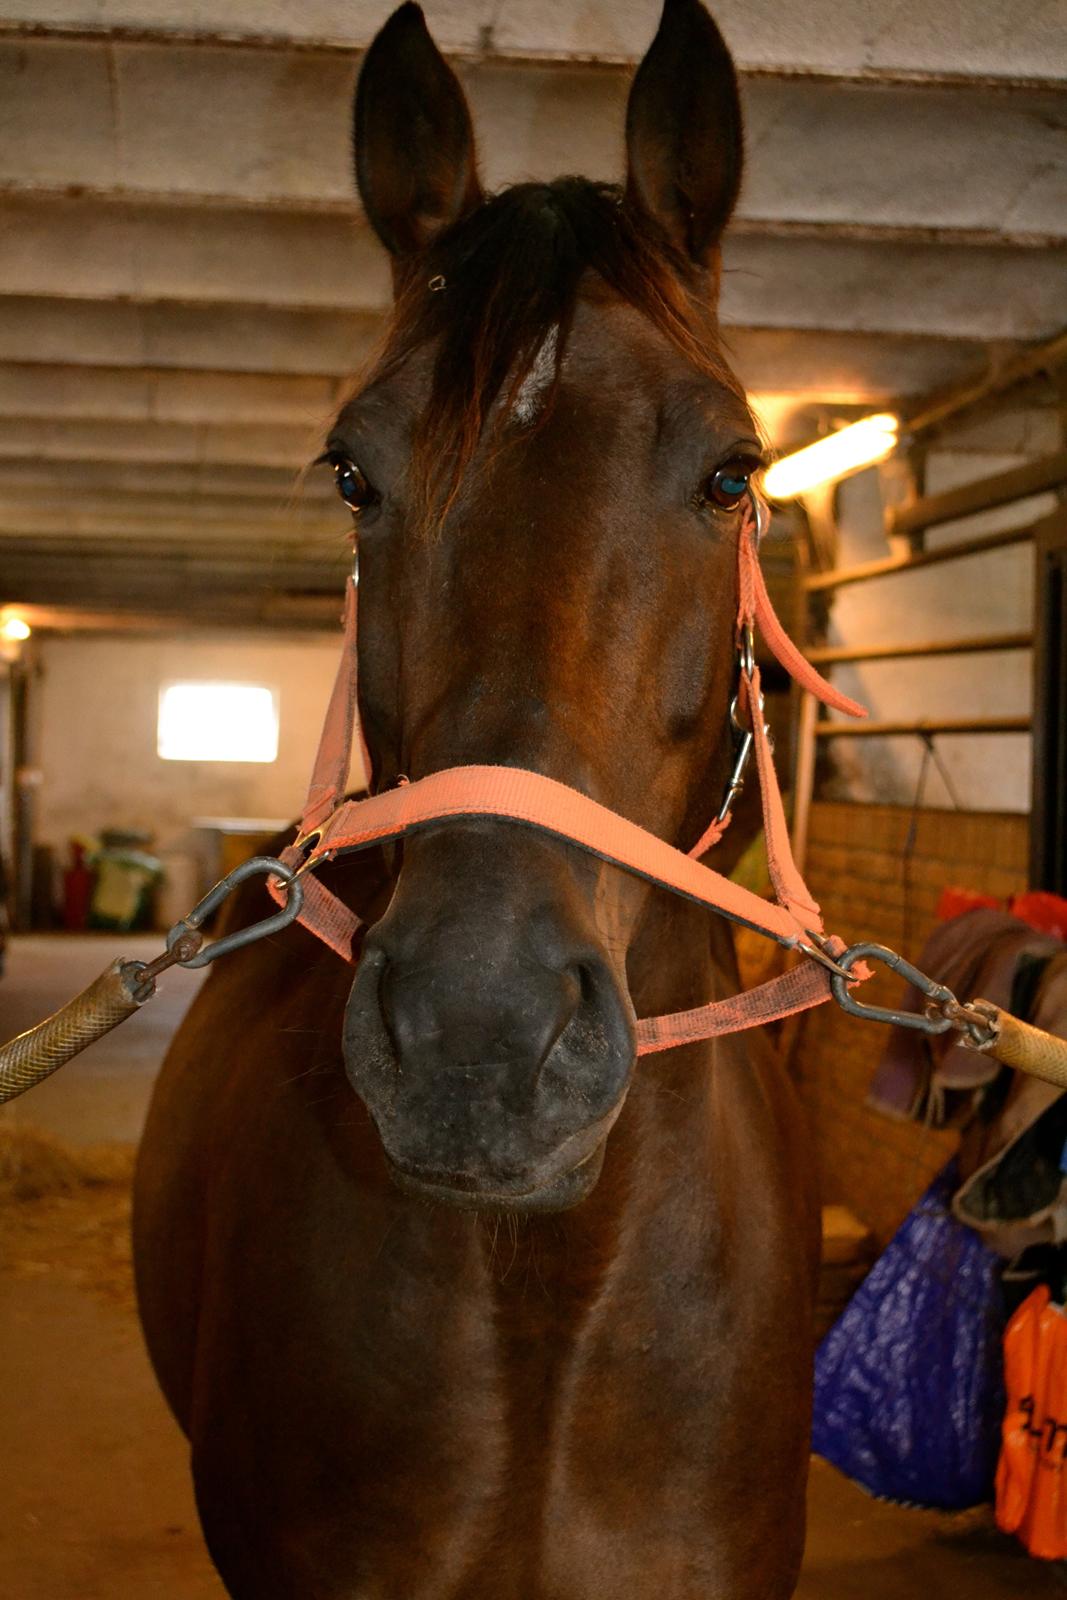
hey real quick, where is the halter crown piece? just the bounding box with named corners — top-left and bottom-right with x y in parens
top-left (269, 493), bottom-right (871, 1050)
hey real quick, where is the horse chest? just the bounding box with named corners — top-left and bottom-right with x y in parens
top-left (194, 1156), bottom-right (770, 1598)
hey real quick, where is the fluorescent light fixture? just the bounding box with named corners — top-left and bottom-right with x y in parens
top-left (158, 682), bottom-right (279, 763)
top-left (0, 616), bottom-right (31, 642)
top-left (762, 413), bottom-right (899, 501)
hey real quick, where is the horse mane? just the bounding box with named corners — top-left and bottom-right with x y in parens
top-left (359, 177), bottom-right (746, 528)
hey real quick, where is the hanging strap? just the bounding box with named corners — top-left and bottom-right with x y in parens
top-left (731, 509), bottom-right (866, 926)
top-left (738, 520), bottom-right (865, 719)
top-left (745, 664), bottom-right (822, 926)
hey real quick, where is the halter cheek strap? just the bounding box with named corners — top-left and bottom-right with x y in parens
top-left (299, 575), bottom-right (372, 836)
top-left (269, 496), bottom-right (870, 1049)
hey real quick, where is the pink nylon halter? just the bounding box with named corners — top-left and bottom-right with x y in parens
top-left (271, 499), bottom-right (869, 1052)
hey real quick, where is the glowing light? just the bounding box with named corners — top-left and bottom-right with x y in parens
top-left (0, 616), bottom-right (31, 641)
top-left (762, 413), bottom-right (899, 501)
top-left (158, 682), bottom-right (279, 763)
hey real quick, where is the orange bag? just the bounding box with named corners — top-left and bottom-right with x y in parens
top-left (996, 1284), bottom-right (1067, 1559)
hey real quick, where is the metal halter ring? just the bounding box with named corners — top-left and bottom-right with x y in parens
top-left (738, 621), bottom-right (756, 679)
top-left (747, 485), bottom-right (769, 543)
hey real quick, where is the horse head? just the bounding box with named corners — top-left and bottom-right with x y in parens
top-left (335, 0), bottom-right (761, 1212)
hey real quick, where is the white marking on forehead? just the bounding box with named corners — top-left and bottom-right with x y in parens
top-left (511, 326), bottom-right (559, 425)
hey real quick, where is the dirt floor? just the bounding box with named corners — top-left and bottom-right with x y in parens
top-left (1, 934), bottom-right (1063, 1597)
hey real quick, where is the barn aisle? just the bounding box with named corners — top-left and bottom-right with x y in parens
top-left (0, 1273), bottom-right (225, 1600)
top-left (1, 934), bottom-right (1062, 1598)
top-left (0, 932), bottom-right (220, 1597)
top-left (801, 1460), bottom-right (1060, 1598)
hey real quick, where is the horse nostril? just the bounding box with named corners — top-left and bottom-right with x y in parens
top-left (380, 954), bottom-right (581, 1079)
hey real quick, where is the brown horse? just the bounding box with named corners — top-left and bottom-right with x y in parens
top-left (134, 1), bottom-right (820, 1594)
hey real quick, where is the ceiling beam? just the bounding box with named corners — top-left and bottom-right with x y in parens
top-left (0, 297), bottom-right (381, 375)
top-left (1, 3), bottom-right (1063, 85)
top-left (1, 598), bottom-right (342, 632)
top-left (1, 546), bottom-right (344, 588)
top-left (0, 297), bottom-right (1001, 401)
top-left (0, 521), bottom-right (341, 552)
top-left (0, 363), bottom-right (343, 425)
top-left (0, 490), bottom-right (341, 528)
top-left (904, 328), bottom-right (1067, 440)
top-left (0, 457), bottom-right (334, 498)
top-left (0, 418), bottom-right (320, 467)
top-left (1, 569), bottom-right (347, 617)
top-left (4, 195), bottom-right (1063, 342)
top-left (2, 41), bottom-right (1064, 234)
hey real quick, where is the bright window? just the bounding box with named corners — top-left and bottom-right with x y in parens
top-left (157, 682), bottom-right (279, 763)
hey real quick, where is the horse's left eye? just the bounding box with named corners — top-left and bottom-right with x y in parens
top-left (331, 457), bottom-right (376, 513)
top-left (703, 462), bottom-right (751, 510)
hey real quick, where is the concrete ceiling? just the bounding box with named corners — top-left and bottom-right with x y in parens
top-left (1, 0), bottom-right (1065, 623)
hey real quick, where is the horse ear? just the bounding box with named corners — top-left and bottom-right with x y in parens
top-left (354, 2), bottom-right (482, 260)
top-left (624, 0), bottom-right (743, 265)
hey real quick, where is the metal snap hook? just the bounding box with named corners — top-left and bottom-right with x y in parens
top-left (163, 856), bottom-right (305, 969)
top-left (829, 942), bottom-right (957, 1033)
top-left (715, 628), bottom-right (768, 825)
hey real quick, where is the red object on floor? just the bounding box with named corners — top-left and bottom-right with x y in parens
top-left (62, 841), bottom-right (94, 931)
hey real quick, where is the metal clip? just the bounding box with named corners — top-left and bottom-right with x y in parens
top-left (160, 855), bottom-right (304, 970)
top-left (794, 934), bottom-right (856, 982)
top-left (715, 714), bottom-right (755, 825)
top-left (122, 927), bottom-right (205, 1001)
top-left (290, 824), bottom-right (325, 872)
top-left (939, 996), bottom-right (1000, 1049)
top-left (829, 942), bottom-right (958, 1034)
top-left (715, 626), bottom-right (767, 825)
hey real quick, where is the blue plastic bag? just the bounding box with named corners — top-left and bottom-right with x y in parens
top-left (812, 1161), bottom-right (1006, 1509)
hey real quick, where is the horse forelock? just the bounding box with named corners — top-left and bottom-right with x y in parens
top-left (349, 177), bottom-right (746, 531)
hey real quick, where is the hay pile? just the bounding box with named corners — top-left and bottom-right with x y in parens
top-left (0, 1121), bottom-right (135, 1200)
top-left (0, 1121), bottom-right (137, 1311)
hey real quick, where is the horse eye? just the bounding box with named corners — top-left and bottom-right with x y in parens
top-left (703, 462), bottom-right (751, 510)
top-left (331, 457), bottom-right (376, 513)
